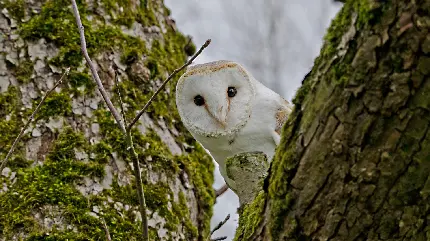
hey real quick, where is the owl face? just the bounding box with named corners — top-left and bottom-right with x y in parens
top-left (176, 61), bottom-right (255, 137)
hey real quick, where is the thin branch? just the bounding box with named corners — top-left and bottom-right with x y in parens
top-left (211, 237), bottom-right (228, 241)
top-left (211, 214), bottom-right (230, 235)
top-left (126, 132), bottom-right (149, 240)
top-left (128, 39), bottom-right (211, 129)
top-left (113, 66), bottom-right (127, 127)
top-left (207, 214), bottom-right (230, 240)
top-left (70, 0), bottom-right (126, 134)
top-left (215, 184), bottom-right (229, 198)
top-left (101, 217), bottom-right (112, 241)
top-left (0, 68), bottom-right (70, 173)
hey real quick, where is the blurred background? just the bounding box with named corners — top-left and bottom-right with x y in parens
top-left (164, 0), bottom-right (343, 239)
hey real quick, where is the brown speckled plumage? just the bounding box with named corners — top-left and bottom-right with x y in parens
top-left (275, 99), bottom-right (292, 135)
top-left (183, 60), bottom-right (248, 78)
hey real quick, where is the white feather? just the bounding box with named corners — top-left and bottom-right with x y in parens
top-left (176, 60), bottom-right (292, 191)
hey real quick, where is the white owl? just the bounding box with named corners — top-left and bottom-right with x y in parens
top-left (175, 60), bottom-right (292, 191)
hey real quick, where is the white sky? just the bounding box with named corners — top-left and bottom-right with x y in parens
top-left (164, 1), bottom-right (342, 239)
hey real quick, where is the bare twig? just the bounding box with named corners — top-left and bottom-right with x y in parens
top-left (207, 214), bottom-right (230, 240)
top-left (0, 68), bottom-right (70, 173)
top-left (70, 0), bottom-right (126, 134)
top-left (101, 217), bottom-right (112, 241)
top-left (128, 39), bottom-right (211, 129)
top-left (215, 184), bottom-right (229, 198)
top-left (211, 214), bottom-right (230, 235)
top-left (113, 66), bottom-right (127, 127)
top-left (211, 237), bottom-right (228, 241)
top-left (127, 133), bottom-right (148, 239)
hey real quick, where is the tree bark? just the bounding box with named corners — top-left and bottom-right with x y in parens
top-left (0, 0), bottom-right (214, 240)
top-left (235, 0), bottom-right (430, 240)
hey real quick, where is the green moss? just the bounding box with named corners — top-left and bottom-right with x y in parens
top-left (147, 35), bottom-right (190, 74)
top-left (94, 109), bottom-right (180, 176)
top-left (233, 192), bottom-right (266, 241)
top-left (353, 0), bottom-right (382, 29)
top-left (91, 141), bottom-right (113, 164)
top-left (100, 0), bottom-right (158, 27)
top-left (172, 192), bottom-right (199, 239)
top-left (1, 0), bottom-right (25, 20)
top-left (19, 0), bottom-right (147, 68)
top-left (68, 70), bottom-right (96, 95)
top-left (292, 79), bottom-right (311, 107)
top-left (176, 145), bottom-right (215, 238)
top-left (104, 178), bottom-right (201, 240)
top-left (0, 86), bottom-right (25, 162)
top-left (14, 60), bottom-right (34, 83)
top-left (268, 193), bottom-right (295, 240)
top-left (100, 0), bottom-right (134, 27)
top-left (0, 127), bottom-right (105, 239)
top-left (269, 147), bottom-right (298, 198)
top-left (145, 183), bottom-right (171, 214)
top-left (322, 0), bottom-right (382, 58)
top-left (321, 2), bottom-right (354, 58)
top-left (35, 91), bottom-right (72, 120)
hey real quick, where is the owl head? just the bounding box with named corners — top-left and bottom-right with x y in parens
top-left (176, 60), bottom-right (256, 137)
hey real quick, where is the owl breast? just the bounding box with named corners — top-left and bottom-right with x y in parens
top-left (193, 86), bottom-right (280, 185)
top-left (198, 113), bottom-right (277, 165)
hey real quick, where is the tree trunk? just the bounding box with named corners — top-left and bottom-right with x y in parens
top-left (235, 0), bottom-right (430, 240)
top-left (0, 0), bottom-right (214, 240)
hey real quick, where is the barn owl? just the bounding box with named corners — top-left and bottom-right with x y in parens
top-left (175, 60), bottom-right (292, 191)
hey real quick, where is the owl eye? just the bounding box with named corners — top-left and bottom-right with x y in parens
top-left (227, 87), bottom-right (237, 97)
top-left (194, 95), bottom-right (205, 106)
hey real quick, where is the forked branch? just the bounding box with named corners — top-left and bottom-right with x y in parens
top-left (70, 0), bottom-right (126, 134)
top-left (70, 1), bottom-right (211, 241)
top-left (70, 1), bottom-right (149, 239)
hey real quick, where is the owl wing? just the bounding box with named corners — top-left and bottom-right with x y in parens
top-left (272, 98), bottom-right (293, 145)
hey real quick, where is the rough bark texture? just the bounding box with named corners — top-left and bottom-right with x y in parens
top-left (235, 0), bottom-right (430, 240)
top-left (226, 152), bottom-right (269, 206)
top-left (0, 0), bottom-right (214, 240)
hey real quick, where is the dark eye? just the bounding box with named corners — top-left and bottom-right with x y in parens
top-left (227, 87), bottom-right (237, 97)
top-left (194, 95), bottom-right (205, 106)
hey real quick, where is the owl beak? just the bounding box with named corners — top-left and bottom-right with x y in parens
top-left (205, 104), bottom-right (228, 128)
top-left (217, 106), bottom-right (227, 129)
top-left (216, 105), bottom-right (228, 128)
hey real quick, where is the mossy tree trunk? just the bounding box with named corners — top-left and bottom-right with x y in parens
top-left (0, 0), bottom-right (214, 240)
top-left (235, 0), bottom-right (430, 240)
